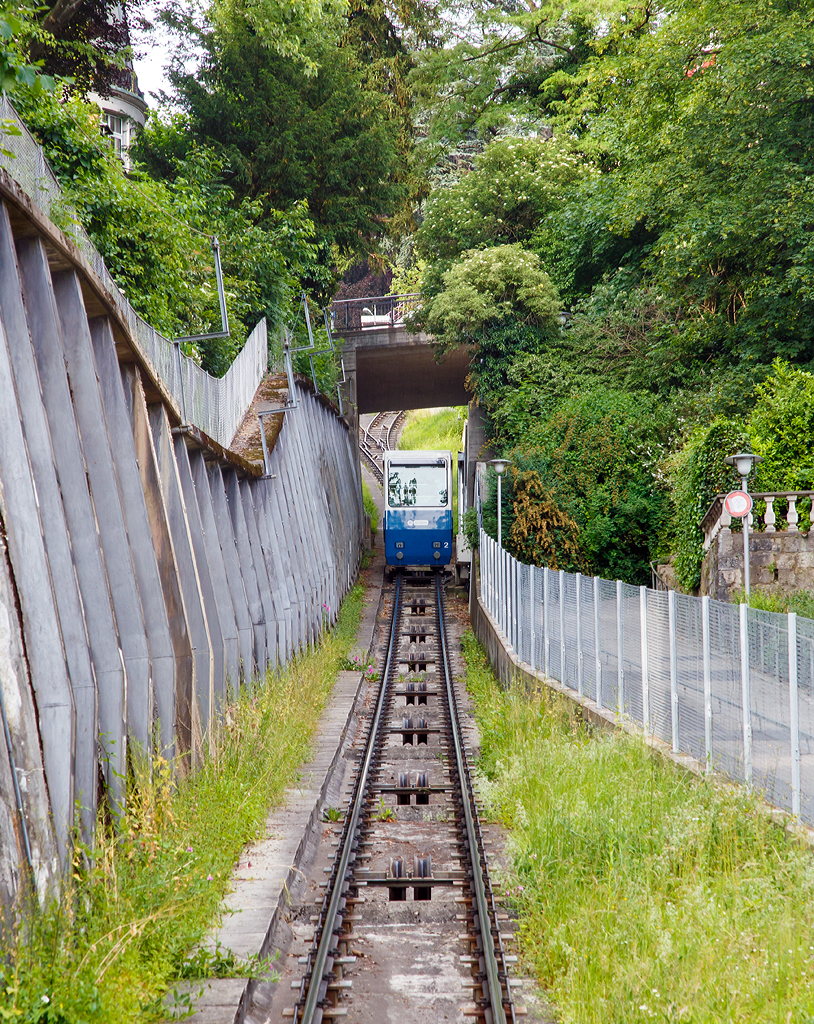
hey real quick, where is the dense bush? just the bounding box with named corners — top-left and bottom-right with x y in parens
top-left (480, 390), bottom-right (672, 584)
top-left (420, 244), bottom-right (560, 353)
top-left (667, 418), bottom-right (750, 591)
top-left (750, 361), bottom-right (814, 493)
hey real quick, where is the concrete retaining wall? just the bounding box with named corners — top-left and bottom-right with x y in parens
top-left (0, 184), bottom-right (363, 914)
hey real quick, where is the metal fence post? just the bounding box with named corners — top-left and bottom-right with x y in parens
top-left (491, 536), bottom-right (496, 618)
top-left (173, 339), bottom-right (188, 425)
top-left (504, 549), bottom-right (509, 639)
top-left (640, 585), bottom-right (649, 732)
top-left (513, 558), bottom-right (519, 652)
top-left (492, 537), bottom-right (496, 618)
top-left (668, 589), bottom-right (679, 753)
top-left (530, 566), bottom-right (536, 673)
top-left (544, 567), bottom-right (550, 678)
top-left (504, 548), bottom-right (509, 639)
top-left (617, 579), bottom-right (624, 714)
top-left (789, 611), bottom-right (800, 817)
top-left (576, 572), bottom-right (583, 696)
top-left (702, 595), bottom-right (712, 774)
top-left (483, 533), bottom-right (489, 614)
top-left (497, 548), bottom-right (503, 634)
top-left (497, 544), bottom-right (503, 630)
top-left (594, 575), bottom-right (602, 709)
top-left (559, 569), bottom-right (566, 686)
top-left (740, 602), bottom-right (752, 789)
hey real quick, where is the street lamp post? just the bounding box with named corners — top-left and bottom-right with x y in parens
top-left (488, 458), bottom-right (511, 636)
top-left (724, 452), bottom-right (764, 597)
top-left (488, 458), bottom-right (511, 548)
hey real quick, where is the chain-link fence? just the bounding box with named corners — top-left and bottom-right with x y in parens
top-left (480, 527), bottom-right (813, 825)
top-left (0, 96), bottom-right (271, 449)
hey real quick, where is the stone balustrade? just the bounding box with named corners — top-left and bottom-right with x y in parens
top-left (702, 491), bottom-right (814, 550)
top-left (700, 489), bottom-right (814, 552)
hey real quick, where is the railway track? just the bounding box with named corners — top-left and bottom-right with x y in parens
top-left (359, 411), bottom-right (405, 484)
top-left (283, 571), bottom-right (519, 1024)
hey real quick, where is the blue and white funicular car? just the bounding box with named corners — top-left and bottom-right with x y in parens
top-left (383, 450), bottom-right (453, 573)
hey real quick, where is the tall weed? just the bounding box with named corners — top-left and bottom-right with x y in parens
top-left (463, 632), bottom-right (814, 1024)
top-left (1, 586), bottom-right (364, 1023)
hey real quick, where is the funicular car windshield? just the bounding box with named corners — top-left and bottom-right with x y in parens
top-left (388, 463), bottom-right (448, 508)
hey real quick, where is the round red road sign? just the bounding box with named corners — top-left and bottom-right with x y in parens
top-left (724, 490), bottom-right (753, 518)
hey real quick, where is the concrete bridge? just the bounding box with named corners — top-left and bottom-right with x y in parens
top-left (330, 294), bottom-right (471, 423)
top-left (330, 293), bottom-right (489, 507)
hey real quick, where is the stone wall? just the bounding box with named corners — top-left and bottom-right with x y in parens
top-left (702, 527), bottom-right (814, 602)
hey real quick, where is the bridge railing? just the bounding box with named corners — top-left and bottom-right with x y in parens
top-left (0, 95), bottom-right (273, 449)
top-left (479, 524), bottom-right (814, 826)
top-left (330, 292), bottom-right (422, 332)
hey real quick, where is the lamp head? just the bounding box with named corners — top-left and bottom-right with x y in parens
top-left (488, 457), bottom-right (511, 477)
top-left (725, 452), bottom-right (763, 478)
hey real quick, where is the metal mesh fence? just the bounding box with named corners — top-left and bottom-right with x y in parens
top-left (796, 617), bottom-right (814, 822)
top-left (749, 608), bottom-right (792, 813)
top-left (478, 526), bottom-right (814, 827)
top-left (598, 578), bottom-right (619, 713)
top-left (708, 600), bottom-right (744, 781)
top-left (646, 589), bottom-right (672, 746)
top-left (580, 576), bottom-right (597, 704)
top-left (673, 593), bottom-right (706, 764)
top-left (621, 583), bottom-right (643, 725)
top-left (0, 96), bottom-right (271, 449)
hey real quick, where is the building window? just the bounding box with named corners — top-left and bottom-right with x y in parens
top-left (103, 113), bottom-right (126, 155)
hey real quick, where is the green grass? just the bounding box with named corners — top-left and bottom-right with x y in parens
top-left (362, 480), bottom-right (379, 535)
top-left (462, 631), bottom-right (814, 1024)
top-left (397, 406), bottom-right (467, 453)
top-left (398, 407), bottom-right (466, 524)
top-left (2, 585), bottom-right (365, 1023)
top-left (736, 586), bottom-right (814, 620)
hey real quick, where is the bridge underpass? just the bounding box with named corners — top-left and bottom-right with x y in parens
top-left (331, 293), bottom-right (492, 506)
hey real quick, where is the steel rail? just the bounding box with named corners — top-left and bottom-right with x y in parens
top-left (295, 575), bottom-right (403, 1024)
top-left (385, 411), bottom-right (404, 451)
top-left (359, 440), bottom-right (383, 483)
top-left (436, 574), bottom-right (515, 1024)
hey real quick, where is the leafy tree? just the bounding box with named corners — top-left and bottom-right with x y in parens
top-left (15, 88), bottom-right (321, 374)
top-left (137, 2), bottom-right (409, 278)
top-left (0, 5), bottom-right (56, 98)
top-left (420, 244), bottom-right (560, 350)
top-left (411, 0), bottom-right (633, 149)
top-left (414, 135), bottom-right (589, 295)
top-left (550, 0), bottom-right (814, 365)
top-left (23, 0), bottom-right (144, 97)
top-left (209, 0), bottom-right (348, 75)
